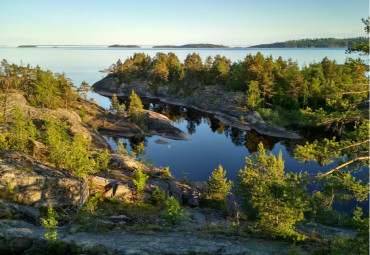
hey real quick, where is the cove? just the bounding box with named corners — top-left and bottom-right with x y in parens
top-left (103, 98), bottom-right (336, 182)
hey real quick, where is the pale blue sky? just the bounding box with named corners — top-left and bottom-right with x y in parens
top-left (0, 0), bottom-right (368, 46)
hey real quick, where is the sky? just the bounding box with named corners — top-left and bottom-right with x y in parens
top-left (0, 0), bottom-right (368, 46)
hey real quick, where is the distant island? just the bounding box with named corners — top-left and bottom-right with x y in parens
top-left (249, 37), bottom-right (368, 48)
top-left (18, 45), bottom-right (37, 48)
top-left (108, 44), bottom-right (141, 48)
top-left (153, 43), bottom-right (228, 48)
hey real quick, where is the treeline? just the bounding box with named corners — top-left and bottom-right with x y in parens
top-left (249, 37), bottom-right (368, 48)
top-left (0, 59), bottom-right (78, 109)
top-left (109, 52), bottom-right (368, 128)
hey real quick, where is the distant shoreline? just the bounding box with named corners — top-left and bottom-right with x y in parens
top-left (18, 45), bottom-right (37, 48)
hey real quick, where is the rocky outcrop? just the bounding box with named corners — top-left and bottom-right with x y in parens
top-left (146, 110), bottom-right (189, 140)
top-left (81, 94), bottom-right (188, 141)
top-left (0, 150), bottom-right (89, 208)
top-left (88, 153), bottom-right (205, 207)
top-left (93, 77), bottom-right (300, 139)
top-left (1, 93), bottom-right (110, 151)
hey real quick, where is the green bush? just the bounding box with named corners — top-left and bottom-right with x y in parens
top-left (160, 167), bottom-right (172, 180)
top-left (162, 196), bottom-right (189, 225)
top-left (132, 167), bottom-right (149, 193)
top-left (41, 206), bottom-right (58, 243)
top-left (150, 187), bottom-right (166, 206)
top-left (6, 106), bottom-right (39, 154)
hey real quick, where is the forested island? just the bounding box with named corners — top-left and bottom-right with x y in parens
top-left (249, 37), bottom-right (368, 48)
top-left (17, 45), bottom-right (37, 48)
top-left (108, 44), bottom-right (141, 48)
top-left (0, 21), bottom-right (368, 255)
top-left (153, 43), bottom-right (228, 48)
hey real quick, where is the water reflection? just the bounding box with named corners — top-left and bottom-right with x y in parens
top-left (103, 97), bottom-right (340, 185)
top-left (142, 99), bottom-right (300, 154)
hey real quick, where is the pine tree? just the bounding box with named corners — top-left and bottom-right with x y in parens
top-left (132, 167), bottom-right (149, 194)
top-left (246, 80), bottom-right (263, 110)
top-left (237, 142), bottom-right (309, 240)
top-left (77, 81), bottom-right (92, 101)
top-left (110, 93), bottom-right (125, 114)
top-left (205, 164), bottom-right (233, 201)
top-left (128, 90), bottom-right (143, 115)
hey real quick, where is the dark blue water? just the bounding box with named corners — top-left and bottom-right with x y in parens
top-left (103, 102), bottom-right (335, 182)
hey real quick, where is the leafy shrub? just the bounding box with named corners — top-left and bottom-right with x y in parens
top-left (94, 149), bottom-right (111, 172)
top-left (132, 167), bottom-right (149, 193)
top-left (162, 196), bottom-right (190, 225)
top-left (150, 187), bottom-right (166, 206)
top-left (41, 206), bottom-right (58, 243)
top-left (6, 106), bottom-right (39, 154)
top-left (84, 193), bottom-right (102, 214)
top-left (115, 140), bottom-right (127, 155)
top-left (160, 167), bottom-right (172, 180)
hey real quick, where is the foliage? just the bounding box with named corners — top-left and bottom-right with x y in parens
top-left (110, 93), bottom-right (125, 114)
top-left (236, 142), bottom-right (309, 240)
top-left (84, 193), bottom-right (102, 214)
top-left (0, 61), bottom-right (78, 109)
top-left (128, 90), bottom-right (144, 115)
top-left (329, 206), bottom-right (369, 255)
top-left (114, 140), bottom-right (127, 155)
top-left (132, 167), bottom-right (149, 193)
top-left (162, 196), bottom-right (190, 225)
top-left (94, 149), bottom-right (111, 172)
top-left (294, 121), bottom-right (369, 206)
top-left (41, 206), bottom-right (58, 243)
top-left (4, 106), bottom-right (39, 154)
top-left (346, 18), bottom-right (369, 55)
top-left (205, 164), bottom-right (233, 201)
top-left (107, 37), bottom-right (368, 130)
top-left (246, 80), bottom-right (263, 110)
top-left (160, 167), bottom-right (172, 180)
top-left (150, 187), bottom-right (166, 206)
top-left (44, 116), bottom-right (110, 177)
top-left (77, 81), bottom-right (92, 101)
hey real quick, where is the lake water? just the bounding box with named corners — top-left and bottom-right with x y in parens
top-left (0, 46), bottom-right (363, 182)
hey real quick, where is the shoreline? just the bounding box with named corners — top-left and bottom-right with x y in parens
top-left (93, 88), bottom-right (300, 139)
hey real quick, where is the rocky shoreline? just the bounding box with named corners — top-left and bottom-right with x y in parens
top-left (0, 91), bottom-right (356, 255)
top-left (92, 76), bottom-right (300, 139)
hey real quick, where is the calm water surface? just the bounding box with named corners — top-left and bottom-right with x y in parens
top-left (0, 47), bottom-right (361, 182)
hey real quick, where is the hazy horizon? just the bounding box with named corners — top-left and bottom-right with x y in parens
top-left (1, 0), bottom-right (368, 46)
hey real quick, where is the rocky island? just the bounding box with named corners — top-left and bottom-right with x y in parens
top-left (108, 44), bottom-right (141, 48)
top-left (92, 76), bottom-right (300, 139)
top-left (17, 45), bottom-right (37, 48)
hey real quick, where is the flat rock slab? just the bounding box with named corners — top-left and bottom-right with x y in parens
top-left (64, 230), bottom-right (292, 255)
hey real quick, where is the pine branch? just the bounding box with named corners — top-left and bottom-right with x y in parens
top-left (318, 156), bottom-right (370, 178)
top-left (339, 139), bottom-right (370, 151)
